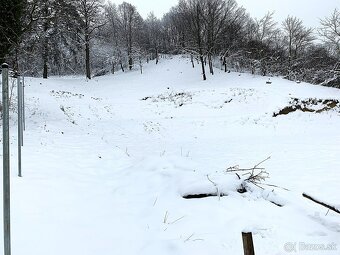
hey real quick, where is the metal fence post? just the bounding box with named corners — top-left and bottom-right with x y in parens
top-left (2, 63), bottom-right (11, 255)
top-left (17, 74), bottom-right (22, 177)
top-left (22, 75), bottom-right (25, 131)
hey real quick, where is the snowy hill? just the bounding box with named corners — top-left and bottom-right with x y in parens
top-left (3, 56), bottom-right (340, 254)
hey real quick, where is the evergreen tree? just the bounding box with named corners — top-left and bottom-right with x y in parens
top-left (0, 0), bottom-right (25, 63)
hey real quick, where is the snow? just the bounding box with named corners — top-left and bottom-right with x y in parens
top-left (1, 55), bottom-right (340, 254)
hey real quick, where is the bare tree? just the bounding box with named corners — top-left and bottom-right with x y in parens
top-left (204, 0), bottom-right (237, 75)
top-left (282, 16), bottom-right (314, 59)
top-left (178, 0), bottom-right (207, 80)
top-left (281, 16), bottom-right (314, 80)
top-left (117, 2), bottom-right (143, 71)
top-left (75, 0), bottom-right (105, 79)
top-left (254, 12), bottom-right (279, 45)
top-left (319, 9), bottom-right (340, 58)
top-left (38, 0), bottom-right (62, 79)
top-left (163, 6), bottom-right (188, 50)
top-left (214, 0), bottom-right (247, 74)
top-left (145, 12), bottom-right (162, 64)
top-left (104, 2), bottom-right (122, 73)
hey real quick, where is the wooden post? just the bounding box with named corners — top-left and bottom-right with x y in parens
top-left (242, 232), bottom-right (255, 255)
top-left (2, 63), bottom-right (11, 255)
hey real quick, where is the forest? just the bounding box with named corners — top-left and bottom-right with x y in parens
top-left (1, 0), bottom-right (339, 87)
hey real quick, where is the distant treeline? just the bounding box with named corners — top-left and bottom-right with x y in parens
top-left (1, 0), bottom-right (339, 86)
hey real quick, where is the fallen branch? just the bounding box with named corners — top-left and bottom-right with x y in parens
top-left (303, 193), bottom-right (340, 215)
top-left (182, 193), bottom-right (227, 199)
top-left (260, 183), bottom-right (290, 191)
top-left (207, 175), bottom-right (220, 199)
top-left (226, 167), bottom-right (265, 172)
top-left (182, 192), bottom-right (283, 207)
top-left (226, 157), bottom-right (270, 173)
top-left (226, 157), bottom-right (288, 192)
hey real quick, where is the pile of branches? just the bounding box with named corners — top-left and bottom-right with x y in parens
top-left (226, 157), bottom-right (284, 193)
top-left (183, 156), bottom-right (289, 207)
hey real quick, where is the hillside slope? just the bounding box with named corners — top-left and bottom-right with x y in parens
top-left (2, 56), bottom-right (340, 255)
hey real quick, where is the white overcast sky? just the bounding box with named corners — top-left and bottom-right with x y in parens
top-left (237, 0), bottom-right (339, 28)
top-left (109, 0), bottom-right (339, 28)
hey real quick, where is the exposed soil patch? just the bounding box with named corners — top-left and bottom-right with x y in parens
top-left (141, 91), bottom-right (193, 107)
top-left (51, 90), bottom-right (84, 99)
top-left (273, 98), bottom-right (340, 117)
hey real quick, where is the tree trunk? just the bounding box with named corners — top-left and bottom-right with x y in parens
top-left (43, 62), bottom-right (48, 79)
top-left (128, 19), bottom-right (133, 70)
top-left (43, 39), bottom-right (48, 79)
top-left (191, 54), bottom-right (195, 68)
top-left (196, 18), bottom-right (206, 80)
top-left (42, 4), bottom-right (49, 79)
top-left (208, 54), bottom-right (214, 75)
top-left (140, 59), bottom-right (143, 74)
top-left (14, 47), bottom-right (19, 73)
top-left (85, 36), bottom-right (91, 79)
top-left (200, 54), bottom-right (206, 81)
top-left (156, 48), bottom-right (159, 64)
top-left (224, 57), bottom-right (227, 73)
top-left (128, 56), bottom-right (133, 70)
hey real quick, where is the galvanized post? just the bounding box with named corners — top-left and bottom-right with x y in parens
top-left (17, 74), bottom-right (22, 177)
top-left (20, 76), bottom-right (23, 146)
top-left (2, 63), bottom-right (11, 255)
top-left (22, 75), bottom-right (25, 131)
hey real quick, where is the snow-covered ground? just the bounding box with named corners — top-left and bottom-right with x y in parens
top-left (2, 56), bottom-right (340, 254)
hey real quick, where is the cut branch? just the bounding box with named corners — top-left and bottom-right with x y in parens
top-left (303, 193), bottom-right (340, 215)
